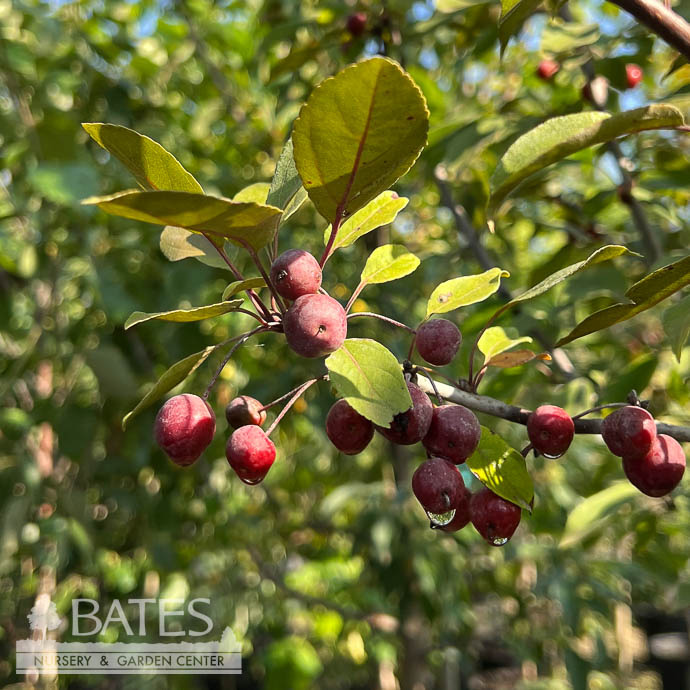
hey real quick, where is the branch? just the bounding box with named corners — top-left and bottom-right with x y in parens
top-left (607, 0), bottom-right (690, 62)
top-left (415, 376), bottom-right (690, 443)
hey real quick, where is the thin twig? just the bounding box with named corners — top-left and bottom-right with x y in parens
top-left (347, 311), bottom-right (416, 334)
top-left (265, 378), bottom-right (319, 437)
top-left (259, 375), bottom-right (328, 412)
top-left (238, 239), bottom-right (287, 315)
top-left (345, 281), bottom-right (367, 313)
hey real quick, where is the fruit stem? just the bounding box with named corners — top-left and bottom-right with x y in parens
top-left (407, 333), bottom-right (417, 361)
top-left (418, 367), bottom-right (444, 405)
top-left (320, 210), bottom-right (343, 268)
top-left (202, 326), bottom-right (267, 400)
top-left (571, 402), bottom-right (628, 420)
top-left (346, 312), bottom-right (416, 334)
top-left (265, 378), bottom-right (320, 437)
top-left (345, 281), bottom-right (367, 313)
top-left (238, 239), bottom-right (288, 315)
top-left (259, 375), bottom-right (328, 412)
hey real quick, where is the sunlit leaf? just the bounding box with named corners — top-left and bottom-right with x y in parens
top-left (663, 294), bottom-right (690, 362)
top-left (325, 338), bottom-right (412, 427)
top-left (487, 350), bottom-right (551, 368)
top-left (360, 245), bottom-right (420, 285)
top-left (426, 268), bottom-right (509, 318)
top-left (233, 182), bottom-right (270, 203)
top-left (221, 278), bottom-right (267, 301)
top-left (124, 300), bottom-right (244, 330)
top-left (478, 326), bottom-right (532, 367)
top-left (159, 225), bottom-right (233, 270)
top-left (499, 0), bottom-right (542, 54)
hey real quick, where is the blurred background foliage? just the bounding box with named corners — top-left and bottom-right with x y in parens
top-left (2, 0), bottom-right (690, 688)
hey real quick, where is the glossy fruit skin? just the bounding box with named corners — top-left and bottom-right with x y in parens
top-left (375, 382), bottom-right (433, 445)
top-left (470, 487), bottom-right (522, 546)
top-left (412, 457), bottom-right (466, 515)
top-left (623, 434), bottom-right (686, 497)
top-left (226, 425), bottom-right (276, 483)
top-left (326, 399), bottom-right (374, 455)
top-left (527, 405), bottom-right (574, 458)
top-left (283, 293), bottom-right (347, 358)
top-left (601, 405), bottom-right (656, 459)
top-left (346, 12), bottom-right (367, 36)
top-left (537, 58), bottom-right (559, 80)
top-left (154, 394), bottom-right (216, 466)
top-left (415, 319), bottom-right (462, 366)
top-left (270, 249), bottom-right (322, 301)
top-left (625, 63), bottom-right (643, 88)
top-left (225, 395), bottom-right (266, 430)
top-left (439, 486), bottom-right (472, 532)
top-left (422, 404), bottom-right (480, 464)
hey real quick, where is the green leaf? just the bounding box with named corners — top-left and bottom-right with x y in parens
top-left (324, 338), bottom-right (412, 427)
top-left (232, 182), bottom-right (270, 204)
top-left (323, 191), bottom-right (409, 253)
top-left (488, 105), bottom-right (685, 218)
top-left (124, 300), bottom-right (244, 330)
top-left (122, 346), bottom-right (215, 429)
top-left (360, 244), bottom-right (420, 285)
top-left (221, 278), bottom-right (267, 301)
top-left (478, 326), bottom-right (532, 367)
top-left (83, 190), bottom-right (282, 251)
top-left (267, 138), bottom-right (302, 210)
top-left (556, 254), bottom-right (690, 347)
top-left (159, 225), bottom-right (233, 270)
top-left (540, 20), bottom-right (599, 54)
top-left (82, 123), bottom-right (203, 193)
top-left (426, 268), bottom-right (509, 318)
top-left (559, 483), bottom-right (640, 549)
top-left (663, 294), bottom-right (690, 362)
top-left (293, 57), bottom-right (428, 223)
top-left (499, 0), bottom-right (542, 54)
top-left (466, 426), bottom-right (534, 511)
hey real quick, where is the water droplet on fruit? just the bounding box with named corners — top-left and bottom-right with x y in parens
top-left (490, 536), bottom-right (509, 546)
top-left (426, 508), bottom-right (456, 528)
top-left (239, 475), bottom-right (264, 486)
top-left (542, 452), bottom-right (563, 459)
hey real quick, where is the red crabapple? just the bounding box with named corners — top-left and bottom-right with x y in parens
top-left (537, 59), bottom-right (560, 80)
top-left (326, 399), bottom-right (374, 455)
top-left (439, 485), bottom-right (472, 532)
top-left (375, 381), bottom-right (433, 445)
top-left (415, 319), bottom-right (462, 366)
top-left (601, 405), bottom-right (656, 459)
top-left (283, 293), bottom-right (347, 358)
top-left (422, 404), bottom-right (480, 464)
top-left (270, 249), bottom-right (322, 301)
top-left (470, 487), bottom-right (522, 546)
top-left (346, 12), bottom-right (367, 37)
top-left (154, 393), bottom-right (216, 466)
top-left (225, 395), bottom-right (266, 430)
top-left (527, 405), bottom-right (574, 458)
top-left (412, 457), bottom-right (466, 515)
top-left (623, 434), bottom-right (686, 497)
top-left (625, 63), bottom-right (643, 88)
top-left (226, 425), bottom-right (276, 484)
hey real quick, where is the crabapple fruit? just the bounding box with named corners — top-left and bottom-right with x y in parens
top-left (412, 457), bottom-right (466, 515)
top-left (270, 249), bottom-right (322, 301)
top-left (527, 405), bottom-right (574, 458)
top-left (470, 487), bottom-right (522, 546)
top-left (225, 395), bottom-right (266, 430)
top-left (283, 293), bottom-right (347, 358)
top-left (326, 399), bottom-right (374, 455)
top-left (623, 434), bottom-right (686, 497)
top-left (375, 381), bottom-right (433, 445)
top-left (537, 58), bottom-right (560, 80)
top-left (346, 12), bottom-right (367, 36)
top-left (226, 425), bottom-right (276, 484)
top-left (601, 405), bottom-right (656, 459)
top-left (422, 404), bottom-right (480, 464)
top-left (438, 485), bottom-right (472, 532)
top-left (154, 393), bottom-right (215, 466)
top-left (415, 319), bottom-right (462, 366)
top-left (625, 63), bottom-right (643, 88)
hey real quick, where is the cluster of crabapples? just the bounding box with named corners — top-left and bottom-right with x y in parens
top-left (153, 247), bottom-right (686, 547)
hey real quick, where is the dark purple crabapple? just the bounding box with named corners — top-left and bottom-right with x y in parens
top-left (623, 434), bottom-right (685, 497)
top-left (225, 395), bottom-right (266, 430)
top-left (415, 318), bottom-right (462, 366)
top-left (375, 381), bottom-right (433, 445)
top-left (412, 457), bottom-right (466, 515)
top-left (601, 405), bottom-right (656, 459)
top-left (282, 293), bottom-right (347, 358)
top-left (470, 487), bottom-right (522, 546)
top-left (326, 399), bottom-right (374, 455)
top-left (422, 404), bottom-right (480, 464)
top-left (527, 405), bottom-right (574, 458)
top-left (154, 393), bottom-right (216, 467)
top-left (270, 249), bottom-right (322, 301)
top-left (346, 12), bottom-right (367, 37)
top-left (226, 425), bottom-right (276, 484)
